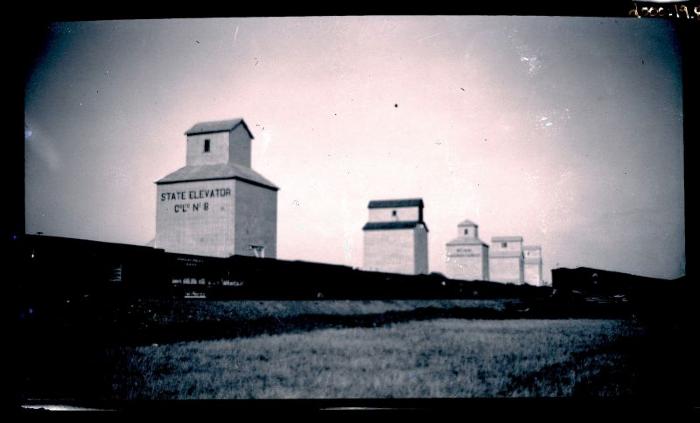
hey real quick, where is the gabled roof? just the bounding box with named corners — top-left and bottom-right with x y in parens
top-left (362, 221), bottom-right (428, 232)
top-left (156, 163), bottom-right (278, 190)
top-left (492, 236), bottom-right (523, 242)
top-left (446, 236), bottom-right (488, 247)
top-left (368, 198), bottom-right (423, 209)
top-left (457, 219), bottom-right (478, 227)
top-left (185, 118), bottom-right (254, 138)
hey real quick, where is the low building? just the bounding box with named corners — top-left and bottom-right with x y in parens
top-left (445, 219), bottom-right (489, 281)
top-left (523, 245), bottom-right (543, 285)
top-left (362, 198), bottom-right (429, 275)
top-left (489, 236), bottom-right (524, 284)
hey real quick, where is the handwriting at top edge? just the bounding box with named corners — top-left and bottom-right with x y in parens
top-left (629, 2), bottom-right (700, 19)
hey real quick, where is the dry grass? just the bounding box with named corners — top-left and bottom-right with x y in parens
top-left (111, 318), bottom-right (641, 399)
top-left (126, 299), bottom-right (514, 325)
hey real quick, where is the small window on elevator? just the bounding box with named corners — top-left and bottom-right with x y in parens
top-left (204, 139), bottom-right (210, 153)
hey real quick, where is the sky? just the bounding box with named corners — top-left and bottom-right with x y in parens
top-left (24, 16), bottom-right (685, 280)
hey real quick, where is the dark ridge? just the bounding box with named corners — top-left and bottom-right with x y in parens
top-left (12, 234), bottom-right (553, 300)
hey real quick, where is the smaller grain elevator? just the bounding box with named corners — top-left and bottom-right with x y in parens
top-left (445, 219), bottom-right (489, 281)
top-left (362, 198), bottom-right (429, 275)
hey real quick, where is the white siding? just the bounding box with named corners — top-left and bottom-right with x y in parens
top-left (524, 261), bottom-right (543, 285)
top-left (524, 249), bottom-right (542, 259)
top-left (457, 225), bottom-right (478, 238)
top-left (155, 179), bottom-right (237, 257)
top-left (489, 256), bottom-right (524, 284)
top-left (368, 207), bottom-right (420, 223)
top-left (363, 228), bottom-right (416, 275)
top-left (492, 240), bottom-right (523, 253)
top-left (186, 132), bottom-right (230, 166)
top-left (445, 244), bottom-right (488, 281)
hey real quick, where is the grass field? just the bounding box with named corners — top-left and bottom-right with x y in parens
top-left (110, 318), bottom-right (643, 399)
top-left (121, 299), bottom-right (516, 326)
top-left (104, 299), bottom-right (522, 344)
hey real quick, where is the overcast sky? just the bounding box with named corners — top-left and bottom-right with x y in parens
top-left (24, 16), bottom-right (685, 280)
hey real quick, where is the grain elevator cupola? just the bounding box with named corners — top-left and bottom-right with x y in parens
top-left (185, 118), bottom-right (254, 167)
top-left (155, 118), bottom-right (278, 258)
